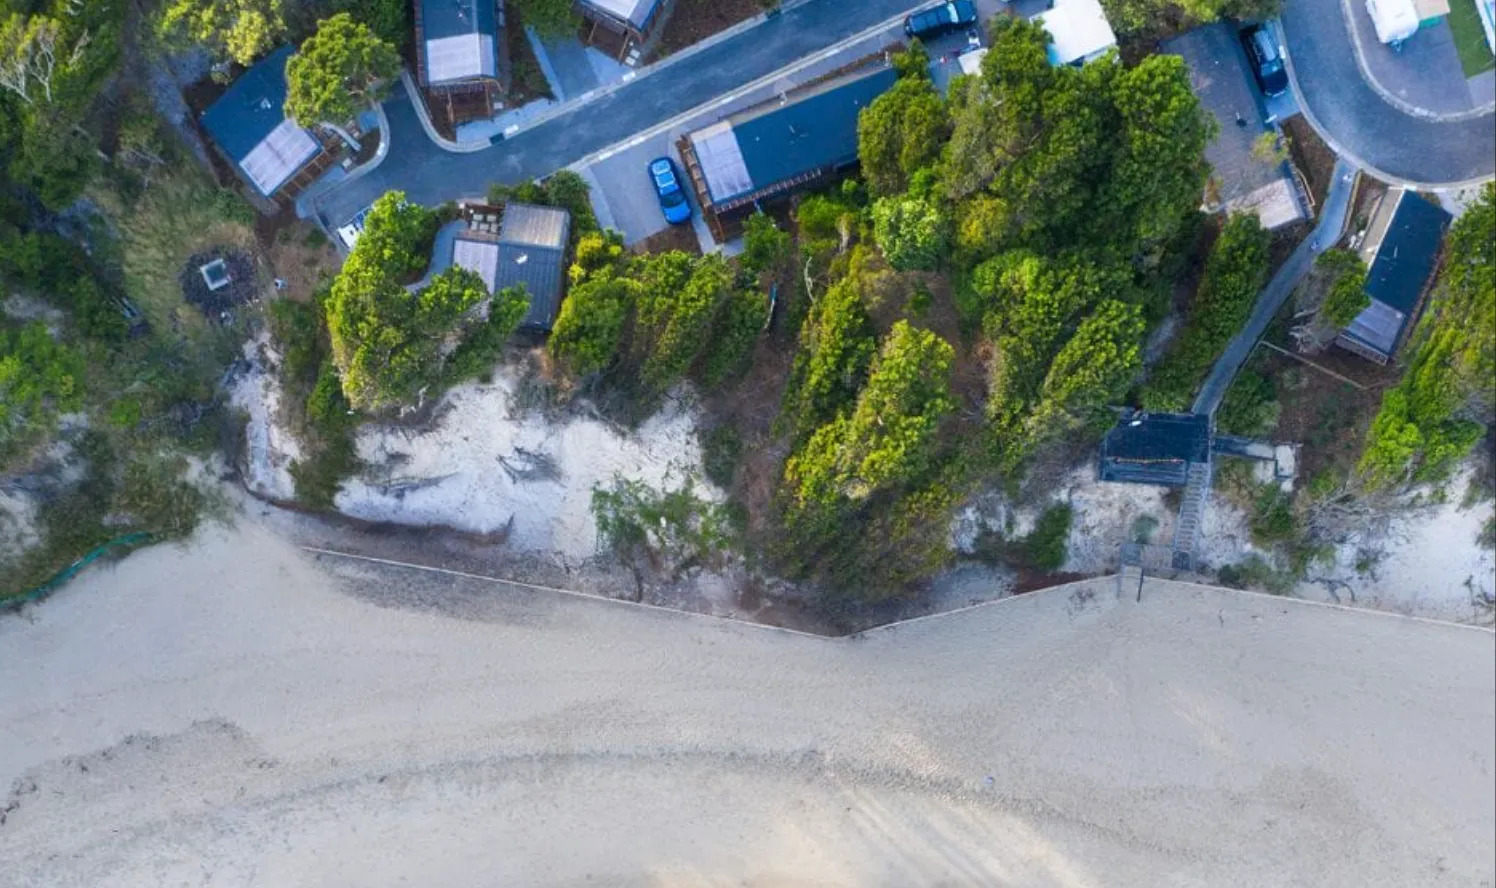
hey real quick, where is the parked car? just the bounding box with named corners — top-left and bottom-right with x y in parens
top-left (903, 1), bottom-right (979, 41)
top-left (1239, 25), bottom-right (1289, 97)
top-left (649, 157), bottom-right (691, 225)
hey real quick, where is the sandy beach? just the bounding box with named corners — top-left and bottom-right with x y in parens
top-left (1, 519), bottom-right (1491, 886)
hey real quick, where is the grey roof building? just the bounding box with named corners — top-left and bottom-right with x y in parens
top-left (679, 63), bottom-right (898, 240)
top-left (1098, 412), bottom-right (1211, 487)
top-left (415, 0), bottom-right (504, 89)
top-left (1337, 189), bottom-right (1451, 363)
top-left (578, 0), bottom-right (673, 60)
top-left (200, 46), bottom-right (326, 198)
top-left (450, 202), bottom-right (571, 331)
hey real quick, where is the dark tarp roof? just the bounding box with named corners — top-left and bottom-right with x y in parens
top-left (200, 46), bottom-right (296, 163)
top-left (1364, 191), bottom-right (1451, 316)
top-left (1099, 412), bottom-right (1210, 487)
top-left (726, 65), bottom-right (898, 202)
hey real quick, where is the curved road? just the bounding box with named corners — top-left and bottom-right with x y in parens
top-left (1, 521), bottom-right (1492, 885)
top-left (1283, 0), bottom-right (1495, 185)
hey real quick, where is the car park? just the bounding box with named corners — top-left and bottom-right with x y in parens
top-left (648, 157), bottom-right (692, 225)
top-left (903, 1), bottom-right (979, 41)
top-left (1239, 24), bottom-right (1289, 97)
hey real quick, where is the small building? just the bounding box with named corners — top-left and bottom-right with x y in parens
top-left (450, 202), bottom-right (571, 331)
top-left (200, 46), bottom-right (333, 201)
top-left (1033, 0), bottom-right (1117, 66)
top-left (577, 0), bottom-right (676, 61)
top-left (1099, 411), bottom-right (1211, 487)
top-left (414, 0), bottom-right (509, 120)
top-left (678, 63), bottom-right (898, 241)
top-left (1336, 189), bottom-right (1452, 364)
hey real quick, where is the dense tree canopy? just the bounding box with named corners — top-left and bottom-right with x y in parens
top-left (156, 0), bottom-right (285, 66)
top-left (1315, 249), bottom-right (1370, 328)
top-left (857, 66), bottom-right (949, 197)
top-left (325, 192), bottom-right (495, 411)
top-left (1359, 186), bottom-right (1495, 488)
top-left (0, 321), bottom-right (82, 461)
top-left (284, 13), bottom-right (399, 127)
top-left (509, 0), bottom-right (576, 36)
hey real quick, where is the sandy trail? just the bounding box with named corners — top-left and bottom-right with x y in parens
top-left (0, 520), bottom-right (1491, 887)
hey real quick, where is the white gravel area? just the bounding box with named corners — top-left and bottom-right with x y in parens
top-left (336, 370), bottom-right (711, 561)
top-left (230, 334), bottom-right (301, 501)
top-left (0, 519), bottom-right (1490, 886)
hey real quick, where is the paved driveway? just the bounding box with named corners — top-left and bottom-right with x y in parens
top-left (1283, 0), bottom-right (1495, 184)
top-left (314, 0), bottom-right (938, 227)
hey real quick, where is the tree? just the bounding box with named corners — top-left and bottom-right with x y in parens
top-left (871, 190), bottom-right (949, 271)
top-left (328, 0), bottom-right (407, 49)
top-left (1143, 213), bottom-right (1269, 410)
top-left (642, 254), bottom-right (735, 390)
top-left (780, 274), bottom-right (876, 440)
top-left (284, 14), bottom-right (398, 128)
top-left (548, 273), bottom-right (636, 377)
top-left (1315, 249), bottom-right (1369, 328)
top-left (857, 76), bottom-right (949, 197)
top-left (509, 0), bottom-right (577, 37)
top-left (0, 14), bottom-right (91, 106)
top-left (156, 0), bottom-right (286, 66)
top-left (1100, 54), bottom-right (1215, 253)
top-left (0, 321), bottom-right (82, 463)
top-left (740, 211), bottom-right (791, 279)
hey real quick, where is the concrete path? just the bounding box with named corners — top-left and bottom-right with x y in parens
top-left (311, 0), bottom-right (933, 227)
top-left (1282, 0), bottom-right (1495, 185)
top-left (1193, 159), bottom-right (1356, 416)
top-left (1, 519), bottom-right (1491, 885)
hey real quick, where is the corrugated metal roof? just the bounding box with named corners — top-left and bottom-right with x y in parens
top-left (420, 0), bottom-right (499, 85)
top-left (499, 203), bottom-right (570, 249)
top-left (496, 242), bottom-right (565, 330)
top-left (688, 65), bottom-right (897, 206)
top-left (690, 121), bottom-right (752, 204)
top-left (200, 46), bottom-right (321, 195)
top-left (1098, 412), bottom-right (1209, 487)
top-left (579, 0), bottom-right (661, 28)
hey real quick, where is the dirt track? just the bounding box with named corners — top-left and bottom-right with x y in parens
top-left (1, 519), bottom-right (1492, 886)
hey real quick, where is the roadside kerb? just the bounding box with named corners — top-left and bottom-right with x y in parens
top-left (1331, 0), bottom-right (1495, 122)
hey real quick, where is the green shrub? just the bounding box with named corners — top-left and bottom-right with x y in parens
top-left (700, 425), bottom-right (743, 490)
top-left (1024, 502), bottom-right (1074, 571)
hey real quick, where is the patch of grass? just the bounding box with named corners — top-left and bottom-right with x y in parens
top-left (700, 425), bottom-right (743, 490)
top-left (1448, 0), bottom-right (1496, 78)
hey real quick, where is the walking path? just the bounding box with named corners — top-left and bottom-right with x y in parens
top-left (1193, 160), bottom-right (1357, 416)
top-left (1, 519), bottom-right (1490, 885)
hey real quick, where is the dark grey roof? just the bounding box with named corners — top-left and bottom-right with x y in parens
top-left (495, 242), bottom-right (564, 330)
top-left (200, 46), bottom-right (296, 162)
top-left (1364, 191), bottom-right (1451, 316)
top-left (1099, 411), bottom-right (1210, 487)
top-left (499, 203), bottom-right (570, 249)
top-left (702, 65), bottom-right (897, 207)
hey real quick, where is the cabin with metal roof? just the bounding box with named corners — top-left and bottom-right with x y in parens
top-left (200, 47), bottom-right (332, 200)
top-left (414, 0), bottom-right (508, 122)
top-left (577, 0), bottom-right (675, 62)
top-left (678, 63), bottom-right (898, 242)
top-left (448, 202), bottom-right (571, 331)
top-left (1336, 189), bottom-right (1451, 364)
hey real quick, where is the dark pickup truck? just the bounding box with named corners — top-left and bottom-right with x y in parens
top-left (904, 1), bottom-right (979, 41)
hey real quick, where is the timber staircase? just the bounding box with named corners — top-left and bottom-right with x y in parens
top-left (1171, 460), bottom-right (1212, 571)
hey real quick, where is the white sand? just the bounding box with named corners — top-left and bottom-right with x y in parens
top-left (336, 370), bottom-right (710, 561)
top-left (1300, 469), bottom-right (1496, 624)
top-left (1, 520), bottom-right (1490, 886)
top-left (230, 334), bottom-right (301, 500)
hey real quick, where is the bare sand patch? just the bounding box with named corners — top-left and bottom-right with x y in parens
top-left (0, 519), bottom-right (1489, 886)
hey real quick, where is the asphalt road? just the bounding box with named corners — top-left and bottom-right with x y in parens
top-left (1282, 0), bottom-right (1495, 185)
top-left (315, 0), bottom-right (933, 227)
top-left (1193, 159), bottom-right (1356, 416)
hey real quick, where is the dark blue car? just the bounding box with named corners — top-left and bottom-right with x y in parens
top-left (649, 157), bottom-right (692, 225)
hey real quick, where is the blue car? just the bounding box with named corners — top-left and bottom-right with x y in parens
top-left (649, 157), bottom-right (692, 225)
